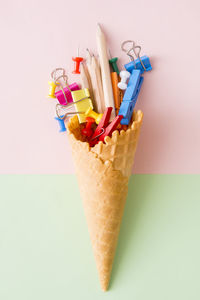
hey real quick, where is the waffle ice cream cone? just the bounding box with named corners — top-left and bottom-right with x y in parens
top-left (66, 110), bottom-right (143, 291)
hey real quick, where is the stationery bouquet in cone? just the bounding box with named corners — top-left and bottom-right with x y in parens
top-left (47, 24), bottom-right (152, 291)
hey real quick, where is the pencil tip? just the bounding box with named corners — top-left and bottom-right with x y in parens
top-left (86, 48), bottom-right (92, 56)
top-left (97, 23), bottom-right (102, 33)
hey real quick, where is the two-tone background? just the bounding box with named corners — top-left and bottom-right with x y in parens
top-left (0, 0), bottom-right (200, 299)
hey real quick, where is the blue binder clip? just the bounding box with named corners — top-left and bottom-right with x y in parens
top-left (125, 55), bottom-right (152, 74)
top-left (121, 40), bottom-right (152, 74)
top-left (55, 115), bottom-right (66, 132)
top-left (118, 70), bottom-right (144, 125)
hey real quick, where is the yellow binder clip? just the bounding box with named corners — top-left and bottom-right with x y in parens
top-left (55, 88), bottom-right (93, 124)
top-left (71, 88), bottom-right (93, 123)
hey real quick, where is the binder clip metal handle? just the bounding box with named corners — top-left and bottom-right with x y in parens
top-left (55, 94), bottom-right (89, 120)
top-left (121, 40), bottom-right (136, 61)
top-left (48, 68), bottom-right (70, 101)
top-left (51, 68), bottom-right (66, 81)
top-left (121, 40), bottom-right (151, 73)
top-left (47, 68), bottom-right (66, 98)
top-left (121, 40), bottom-right (146, 70)
top-left (55, 74), bottom-right (72, 105)
top-left (56, 103), bottom-right (85, 120)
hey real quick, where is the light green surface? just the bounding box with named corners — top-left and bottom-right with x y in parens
top-left (0, 175), bottom-right (200, 300)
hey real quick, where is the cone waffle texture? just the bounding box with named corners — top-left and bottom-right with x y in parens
top-left (66, 110), bottom-right (143, 291)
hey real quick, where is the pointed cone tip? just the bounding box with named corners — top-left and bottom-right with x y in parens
top-left (101, 283), bottom-right (108, 292)
top-left (99, 275), bottom-right (110, 292)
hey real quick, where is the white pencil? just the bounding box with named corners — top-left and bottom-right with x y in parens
top-left (96, 23), bottom-right (115, 119)
top-left (86, 51), bottom-right (105, 113)
top-left (80, 62), bottom-right (94, 101)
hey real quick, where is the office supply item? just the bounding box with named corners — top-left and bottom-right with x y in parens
top-left (48, 81), bottom-right (59, 98)
top-left (121, 40), bottom-right (152, 74)
top-left (47, 67), bottom-right (66, 98)
top-left (122, 125), bottom-right (128, 131)
top-left (72, 88), bottom-right (93, 123)
top-left (54, 74), bottom-right (70, 104)
top-left (109, 50), bottom-right (119, 75)
top-left (55, 82), bottom-right (80, 105)
top-left (81, 117), bottom-right (95, 137)
top-left (56, 104), bottom-right (85, 120)
top-left (121, 40), bottom-right (135, 59)
top-left (118, 70), bottom-right (144, 125)
top-left (89, 107), bottom-right (112, 146)
top-left (123, 69), bottom-right (141, 100)
top-left (96, 24), bottom-right (115, 119)
top-left (92, 55), bottom-right (105, 113)
top-left (80, 62), bottom-right (89, 87)
top-left (51, 67), bottom-right (66, 80)
top-left (85, 107), bottom-right (103, 124)
top-left (118, 70), bottom-right (131, 90)
top-left (55, 115), bottom-right (66, 132)
top-left (120, 89), bottom-right (123, 103)
top-left (49, 69), bottom-right (73, 104)
top-left (99, 115), bottom-right (123, 142)
top-left (90, 108), bottom-right (123, 144)
top-left (55, 92), bottom-right (91, 121)
top-left (86, 50), bottom-right (105, 113)
top-left (111, 72), bottom-right (121, 114)
top-left (125, 55), bottom-right (152, 74)
top-left (72, 48), bottom-right (83, 74)
top-left (80, 62), bottom-right (94, 101)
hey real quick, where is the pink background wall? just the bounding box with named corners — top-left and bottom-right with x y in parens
top-left (0, 0), bottom-right (200, 174)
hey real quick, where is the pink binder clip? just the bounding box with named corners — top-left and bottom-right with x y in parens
top-left (55, 82), bottom-right (80, 105)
